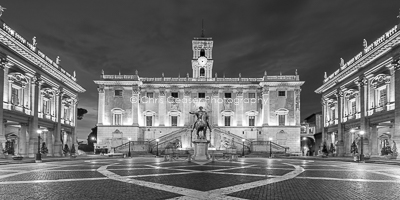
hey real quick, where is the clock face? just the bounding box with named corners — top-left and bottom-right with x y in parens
top-left (198, 56), bottom-right (208, 66)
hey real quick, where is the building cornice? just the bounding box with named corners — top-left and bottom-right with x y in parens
top-left (0, 21), bottom-right (85, 93)
top-left (315, 25), bottom-right (400, 94)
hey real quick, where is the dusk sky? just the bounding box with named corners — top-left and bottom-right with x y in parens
top-left (1, 0), bottom-right (400, 139)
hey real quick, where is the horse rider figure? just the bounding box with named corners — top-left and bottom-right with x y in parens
top-left (189, 106), bottom-right (212, 139)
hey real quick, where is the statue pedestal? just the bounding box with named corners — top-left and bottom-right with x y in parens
top-left (192, 139), bottom-right (210, 161)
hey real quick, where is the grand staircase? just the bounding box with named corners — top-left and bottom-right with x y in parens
top-left (246, 141), bottom-right (290, 157)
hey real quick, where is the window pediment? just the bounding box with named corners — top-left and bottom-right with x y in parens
top-left (275, 108), bottom-right (289, 115)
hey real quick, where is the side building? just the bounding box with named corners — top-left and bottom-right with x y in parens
top-left (315, 16), bottom-right (400, 157)
top-left (94, 32), bottom-right (304, 153)
top-left (0, 16), bottom-right (86, 157)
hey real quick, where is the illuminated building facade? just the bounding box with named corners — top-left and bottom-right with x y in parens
top-left (315, 18), bottom-right (400, 157)
top-left (94, 34), bottom-right (304, 153)
top-left (0, 17), bottom-right (85, 157)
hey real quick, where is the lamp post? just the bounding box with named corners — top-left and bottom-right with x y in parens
top-left (242, 139), bottom-right (245, 157)
top-left (269, 137), bottom-right (272, 158)
top-left (156, 138), bottom-right (159, 157)
top-left (128, 137), bottom-right (131, 157)
top-left (359, 131), bottom-right (365, 162)
top-left (91, 136), bottom-right (96, 154)
top-left (36, 130), bottom-right (42, 163)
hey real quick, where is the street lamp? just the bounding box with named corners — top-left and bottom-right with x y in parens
top-left (269, 137), bottom-right (272, 158)
top-left (128, 137), bottom-right (131, 157)
top-left (242, 138), bottom-right (245, 157)
top-left (359, 131), bottom-right (365, 161)
top-left (36, 130), bottom-right (42, 163)
top-left (156, 138), bottom-right (159, 157)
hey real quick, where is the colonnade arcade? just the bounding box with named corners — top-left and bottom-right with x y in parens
top-left (0, 57), bottom-right (78, 157)
top-left (321, 60), bottom-right (400, 157)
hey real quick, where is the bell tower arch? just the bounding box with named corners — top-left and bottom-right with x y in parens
top-left (192, 24), bottom-right (213, 79)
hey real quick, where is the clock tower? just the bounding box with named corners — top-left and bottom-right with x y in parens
top-left (192, 31), bottom-right (213, 79)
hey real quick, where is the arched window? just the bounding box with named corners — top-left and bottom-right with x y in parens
top-left (200, 49), bottom-right (205, 57)
top-left (200, 68), bottom-right (205, 77)
top-left (111, 108), bottom-right (124, 125)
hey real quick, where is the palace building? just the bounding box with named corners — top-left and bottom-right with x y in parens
top-left (94, 32), bottom-right (304, 153)
top-left (315, 16), bottom-right (400, 157)
top-left (0, 16), bottom-right (85, 157)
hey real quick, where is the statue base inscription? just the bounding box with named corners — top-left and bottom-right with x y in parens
top-left (192, 139), bottom-right (210, 161)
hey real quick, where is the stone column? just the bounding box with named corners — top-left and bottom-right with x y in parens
top-left (261, 86), bottom-right (269, 126)
top-left (132, 86), bottom-right (139, 126)
top-left (47, 128), bottom-right (53, 156)
top-left (97, 85), bottom-right (105, 125)
top-left (158, 88), bottom-right (166, 126)
top-left (336, 89), bottom-right (345, 156)
top-left (391, 59), bottom-right (400, 146)
top-left (355, 76), bottom-right (370, 156)
top-left (19, 123), bottom-right (28, 156)
top-left (53, 89), bottom-right (63, 157)
top-left (369, 125), bottom-right (378, 156)
top-left (236, 90), bottom-right (243, 126)
top-left (28, 75), bottom-right (41, 157)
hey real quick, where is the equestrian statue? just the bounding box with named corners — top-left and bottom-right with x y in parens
top-left (189, 106), bottom-right (212, 140)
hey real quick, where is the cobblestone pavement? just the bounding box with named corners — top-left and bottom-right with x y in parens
top-left (0, 157), bottom-right (400, 199)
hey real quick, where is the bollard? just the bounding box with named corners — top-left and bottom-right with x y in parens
top-left (188, 154), bottom-right (192, 162)
top-left (211, 154), bottom-right (215, 162)
top-left (164, 155), bottom-right (168, 162)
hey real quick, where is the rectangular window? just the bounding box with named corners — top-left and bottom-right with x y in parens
top-left (146, 92), bottom-right (153, 98)
top-left (11, 87), bottom-right (19, 105)
top-left (278, 115), bottom-right (285, 126)
top-left (249, 116), bottom-right (255, 126)
top-left (146, 116), bottom-right (152, 126)
top-left (64, 107), bottom-right (69, 119)
top-left (43, 100), bottom-right (50, 114)
top-left (198, 93), bottom-right (205, 98)
top-left (171, 116), bottom-right (178, 126)
top-left (224, 116), bottom-right (231, 126)
top-left (225, 93), bottom-right (232, 98)
top-left (379, 89), bottom-right (387, 107)
top-left (351, 100), bottom-right (356, 114)
top-left (171, 92), bottom-right (179, 98)
top-left (248, 93), bottom-right (255, 99)
top-left (278, 91), bottom-right (285, 96)
top-left (114, 113), bottom-right (122, 125)
top-left (115, 90), bottom-right (123, 97)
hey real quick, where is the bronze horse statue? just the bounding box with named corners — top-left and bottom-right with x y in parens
top-left (190, 106), bottom-right (211, 140)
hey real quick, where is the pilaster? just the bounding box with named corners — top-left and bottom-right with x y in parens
top-left (236, 90), bottom-right (243, 126)
top-left (158, 88), bottom-right (166, 126)
top-left (97, 85), bottom-right (105, 125)
top-left (391, 59), bottom-right (400, 144)
top-left (184, 89), bottom-right (191, 126)
top-left (132, 86), bottom-right (139, 126)
top-left (261, 86), bottom-right (269, 126)
top-left (0, 56), bottom-right (7, 147)
top-left (211, 90), bottom-right (219, 126)
top-left (28, 75), bottom-right (42, 157)
top-left (53, 88), bottom-right (63, 157)
top-left (355, 76), bottom-right (370, 155)
top-left (336, 89), bottom-right (345, 156)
